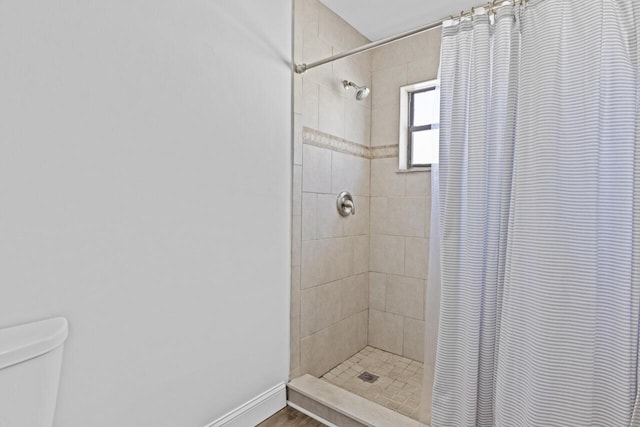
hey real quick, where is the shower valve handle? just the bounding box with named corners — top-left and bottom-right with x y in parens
top-left (337, 191), bottom-right (355, 216)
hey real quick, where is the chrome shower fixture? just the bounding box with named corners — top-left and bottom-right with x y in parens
top-left (343, 80), bottom-right (370, 101)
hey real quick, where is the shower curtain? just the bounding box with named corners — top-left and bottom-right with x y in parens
top-left (432, 1), bottom-right (640, 426)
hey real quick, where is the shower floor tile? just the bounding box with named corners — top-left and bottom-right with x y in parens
top-left (321, 346), bottom-right (424, 422)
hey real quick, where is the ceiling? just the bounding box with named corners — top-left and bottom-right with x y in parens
top-left (319, 0), bottom-right (480, 41)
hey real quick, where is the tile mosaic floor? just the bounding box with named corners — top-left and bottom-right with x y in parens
top-left (321, 346), bottom-right (424, 421)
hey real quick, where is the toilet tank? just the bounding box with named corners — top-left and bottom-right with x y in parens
top-left (0, 317), bottom-right (68, 427)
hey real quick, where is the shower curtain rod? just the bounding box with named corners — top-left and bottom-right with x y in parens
top-left (294, 0), bottom-right (519, 74)
top-left (294, 18), bottom-right (442, 74)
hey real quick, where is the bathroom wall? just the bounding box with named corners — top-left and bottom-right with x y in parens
top-left (368, 29), bottom-right (441, 362)
top-left (0, 1), bottom-right (291, 426)
top-left (291, 0), bottom-right (371, 378)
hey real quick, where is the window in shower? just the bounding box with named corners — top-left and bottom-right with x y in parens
top-left (399, 79), bottom-right (440, 170)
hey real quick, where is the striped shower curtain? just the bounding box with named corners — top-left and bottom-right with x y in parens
top-left (432, 1), bottom-right (640, 426)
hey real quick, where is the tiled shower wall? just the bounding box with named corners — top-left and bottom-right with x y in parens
top-left (368, 29), bottom-right (441, 363)
top-left (291, 0), bottom-right (372, 378)
top-left (291, 0), bottom-right (443, 378)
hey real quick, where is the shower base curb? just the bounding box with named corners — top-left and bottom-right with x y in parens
top-left (288, 374), bottom-right (427, 427)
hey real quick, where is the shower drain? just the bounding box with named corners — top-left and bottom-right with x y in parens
top-left (357, 371), bottom-right (379, 383)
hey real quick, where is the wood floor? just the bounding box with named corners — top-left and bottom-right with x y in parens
top-left (257, 406), bottom-right (326, 427)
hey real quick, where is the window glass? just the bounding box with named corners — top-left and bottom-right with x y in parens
top-left (412, 89), bottom-right (439, 127)
top-left (411, 128), bottom-right (439, 166)
top-left (399, 79), bottom-right (439, 170)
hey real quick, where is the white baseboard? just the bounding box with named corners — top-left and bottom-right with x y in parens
top-left (205, 383), bottom-right (286, 427)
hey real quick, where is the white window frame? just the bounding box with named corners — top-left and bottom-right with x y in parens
top-left (398, 79), bottom-right (440, 171)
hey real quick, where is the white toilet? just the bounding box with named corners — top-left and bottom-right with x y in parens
top-left (0, 317), bottom-right (68, 427)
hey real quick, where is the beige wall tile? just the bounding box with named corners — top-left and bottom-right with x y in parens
top-left (355, 310), bottom-right (368, 351)
top-left (317, 193), bottom-right (344, 239)
top-left (303, 144), bottom-right (331, 193)
top-left (304, 238), bottom-right (353, 289)
top-left (341, 310), bottom-right (368, 359)
top-left (386, 275), bottom-right (425, 320)
top-left (302, 239), bottom-right (332, 288)
top-left (369, 272), bottom-right (386, 311)
top-left (330, 321), bottom-right (352, 374)
top-left (328, 321), bottom-right (351, 371)
top-left (318, 5), bottom-right (344, 48)
top-left (344, 99), bottom-right (371, 146)
top-left (327, 322), bottom-right (349, 371)
top-left (294, 74), bottom-right (303, 114)
top-left (398, 33), bottom-right (430, 65)
top-left (407, 58), bottom-right (434, 85)
top-left (316, 280), bottom-right (343, 331)
top-left (292, 215), bottom-right (301, 267)
top-left (319, 239), bottom-right (336, 284)
top-left (371, 158), bottom-right (405, 196)
top-left (371, 43), bottom-right (404, 72)
top-left (368, 309), bottom-right (404, 355)
top-left (334, 54), bottom-right (372, 98)
top-left (353, 235), bottom-right (370, 274)
top-left (301, 287), bottom-right (316, 337)
top-left (294, 113), bottom-right (303, 165)
top-left (371, 103), bottom-right (401, 147)
top-left (290, 314), bottom-right (301, 372)
top-left (299, 0), bottom-right (319, 39)
top-left (344, 196), bottom-right (369, 237)
top-left (319, 85), bottom-right (346, 138)
top-left (342, 273), bottom-right (368, 319)
top-left (372, 32), bottom-right (429, 71)
top-left (301, 240), bottom-right (315, 288)
top-left (372, 64), bottom-right (408, 109)
top-left (293, 165), bottom-right (302, 216)
top-left (387, 197), bottom-right (426, 237)
top-left (405, 237), bottom-right (429, 279)
top-left (302, 78), bottom-right (319, 129)
top-left (293, 0), bottom-right (304, 60)
top-left (403, 318), bottom-right (425, 362)
top-left (370, 196), bottom-right (388, 235)
top-left (291, 265), bottom-right (301, 317)
top-left (303, 35), bottom-right (333, 88)
top-left (424, 196), bottom-right (432, 239)
top-left (405, 171), bottom-right (429, 196)
top-left (302, 192), bottom-right (317, 241)
top-left (330, 237), bottom-right (354, 281)
top-left (301, 327), bottom-right (332, 377)
top-left (331, 151), bottom-right (370, 197)
top-left (370, 235), bottom-right (405, 275)
top-left (341, 23), bottom-right (370, 50)
top-left (424, 27), bottom-right (442, 78)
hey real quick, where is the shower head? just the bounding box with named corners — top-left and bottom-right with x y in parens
top-left (343, 80), bottom-right (370, 101)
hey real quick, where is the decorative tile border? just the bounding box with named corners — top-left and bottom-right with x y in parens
top-left (371, 144), bottom-right (399, 159)
top-left (302, 127), bottom-right (370, 158)
top-left (302, 127), bottom-right (398, 160)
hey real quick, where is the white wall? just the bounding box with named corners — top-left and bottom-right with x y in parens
top-left (0, 1), bottom-right (291, 426)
